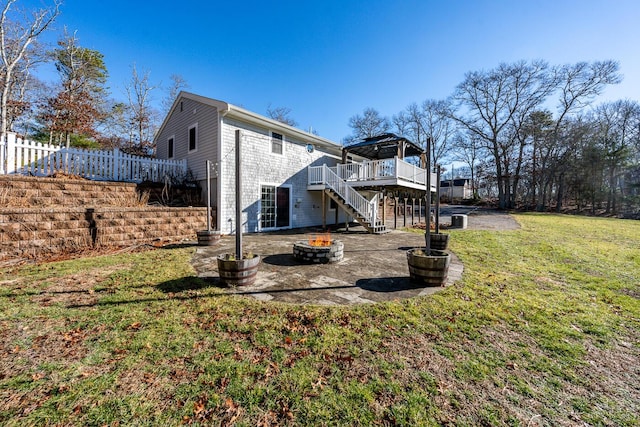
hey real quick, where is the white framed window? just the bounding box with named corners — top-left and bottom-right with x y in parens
top-left (167, 135), bottom-right (175, 159)
top-left (271, 131), bottom-right (283, 155)
top-left (188, 123), bottom-right (198, 152)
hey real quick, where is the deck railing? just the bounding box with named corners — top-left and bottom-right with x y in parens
top-left (309, 157), bottom-right (435, 190)
top-left (1, 132), bottom-right (187, 183)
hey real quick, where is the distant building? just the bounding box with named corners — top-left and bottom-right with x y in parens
top-left (440, 178), bottom-right (472, 200)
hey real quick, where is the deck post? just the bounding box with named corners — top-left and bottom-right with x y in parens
top-left (403, 198), bottom-right (407, 227)
top-left (382, 194), bottom-right (387, 224)
top-left (322, 190), bottom-right (326, 229)
top-left (411, 198), bottom-right (415, 225)
top-left (394, 197), bottom-right (398, 229)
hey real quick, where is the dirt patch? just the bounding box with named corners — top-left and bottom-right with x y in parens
top-left (27, 265), bottom-right (129, 307)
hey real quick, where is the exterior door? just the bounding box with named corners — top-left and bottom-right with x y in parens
top-left (260, 185), bottom-right (290, 230)
top-left (276, 187), bottom-right (290, 228)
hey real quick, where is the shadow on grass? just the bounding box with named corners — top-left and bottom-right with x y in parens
top-left (67, 274), bottom-right (426, 308)
top-left (156, 276), bottom-right (221, 293)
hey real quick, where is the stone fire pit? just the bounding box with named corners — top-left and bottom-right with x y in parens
top-left (293, 239), bottom-right (344, 264)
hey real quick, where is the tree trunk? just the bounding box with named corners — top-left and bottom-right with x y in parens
top-left (555, 173), bottom-right (565, 213)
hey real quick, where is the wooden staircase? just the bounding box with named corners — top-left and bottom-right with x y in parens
top-left (324, 188), bottom-right (388, 234)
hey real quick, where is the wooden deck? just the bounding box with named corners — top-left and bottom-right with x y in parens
top-left (308, 157), bottom-right (436, 192)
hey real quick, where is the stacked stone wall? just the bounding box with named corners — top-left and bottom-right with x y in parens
top-left (0, 175), bottom-right (141, 207)
top-left (0, 176), bottom-right (207, 260)
top-left (92, 207), bottom-right (206, 247)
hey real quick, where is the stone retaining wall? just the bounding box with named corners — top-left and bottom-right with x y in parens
top-left (0, 206), bottom-right (207, 260)
top-left (0, 175), bottom-right (142, 207)
top-left (0, 176), bottom-right (208, 261)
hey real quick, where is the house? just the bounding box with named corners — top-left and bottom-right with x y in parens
top-left (155, 92), bottom-right (435, 234)
top-left (439, 178), bottom-right (473, 201)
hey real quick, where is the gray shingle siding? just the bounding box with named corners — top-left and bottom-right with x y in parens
top-left (156, 93), bottom-right (347, 234)
top-left (155, 97), bottom-right (219, 182)
top-left (219, 117), bottom-right (346, 234)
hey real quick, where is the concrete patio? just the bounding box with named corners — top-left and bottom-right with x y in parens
top-left (191, 207), bottom-right (518, 305)
top-left (192, 227), bottom-right (461, 305)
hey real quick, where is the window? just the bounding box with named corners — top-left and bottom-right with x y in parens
top-left (271, 132), bottom-right (283, 155)
top-left (167, 136), bottom-right (174, 158)
top-left (188, 124), bottom-right (198, 152)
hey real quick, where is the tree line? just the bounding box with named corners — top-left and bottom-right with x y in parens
top-left (345, 60), bottom-right (640, 216)
top-left (3, 1), bottom-right (639, 216)
top-left (0, 0), bottom-right (187, 155)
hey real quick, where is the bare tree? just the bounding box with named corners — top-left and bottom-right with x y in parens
top-left (124, 64), bottom-right (159, 154)
top-left (452, 132), bottom-right (484, 198)
top-left (266, 104), bottom-right (298, 127)
top-left (345, 107), bottom-right (390, 144)
top-left (421, 100), bottom-right (456, 167)
top-left (97, 100), bottom-right (130, 149)
top-left (391, 110), bottom-right (411, 137)
top-left (5, 49), bottom-right (37, 132)
top-left (161, 73), bottom-right (188, 116)
top-left (521, 110), bottom-right (556, 210)
top-left (0, 0), bottom-right (60, 141)
top-left (452, 60), bottom-right (574, 208)
top-left (591, 100), bottom-right (640, 213)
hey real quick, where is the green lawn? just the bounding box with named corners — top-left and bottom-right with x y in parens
top-left (1, 214), bottom-right (638, 426)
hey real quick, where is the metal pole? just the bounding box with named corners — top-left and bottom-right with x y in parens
top-left (235, 129), bottom-right (242, 258)
top-left (206, 160), bottom-right (211, 231)
top-left (436, 165), bottom-right (441, 234)
top-left (425, 137), bottom-right (431, 252)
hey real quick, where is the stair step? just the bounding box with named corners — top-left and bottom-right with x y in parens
top-left (324, 186), bottom-right (385, 235)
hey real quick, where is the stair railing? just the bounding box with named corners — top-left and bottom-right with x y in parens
top-left (323, 165), bottom-right (375, 224)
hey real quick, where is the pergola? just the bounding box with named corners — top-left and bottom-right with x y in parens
top-left (341, 133), bottom-right (425, 166)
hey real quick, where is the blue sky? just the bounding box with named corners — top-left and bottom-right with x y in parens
top-left (24, 0), bottom-right (640, 143)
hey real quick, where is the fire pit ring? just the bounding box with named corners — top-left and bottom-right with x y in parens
top-left (293, 240), bottom-right (344, 264)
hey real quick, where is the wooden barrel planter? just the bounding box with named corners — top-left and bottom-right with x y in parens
top-left (406, 248), bottom-right (451, 287)
top-left (430, 233), bottom-right (449, 250)
top-left (217, 254), bottom-right (260, 286)
top-left (197, 230), bottom-right (221, 246)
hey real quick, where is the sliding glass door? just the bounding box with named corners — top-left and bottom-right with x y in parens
top-left (260, 185), bottom-right (290, 230)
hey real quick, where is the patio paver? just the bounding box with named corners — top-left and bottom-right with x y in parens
top-left (191, 226), bottom-right (463, 305)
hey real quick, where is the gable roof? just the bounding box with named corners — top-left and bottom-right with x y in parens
top-left (155, 92), bottom-right (343, 154)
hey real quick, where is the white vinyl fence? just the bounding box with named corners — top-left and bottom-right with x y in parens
top-left (1, 133), bottom-right (187, 183)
